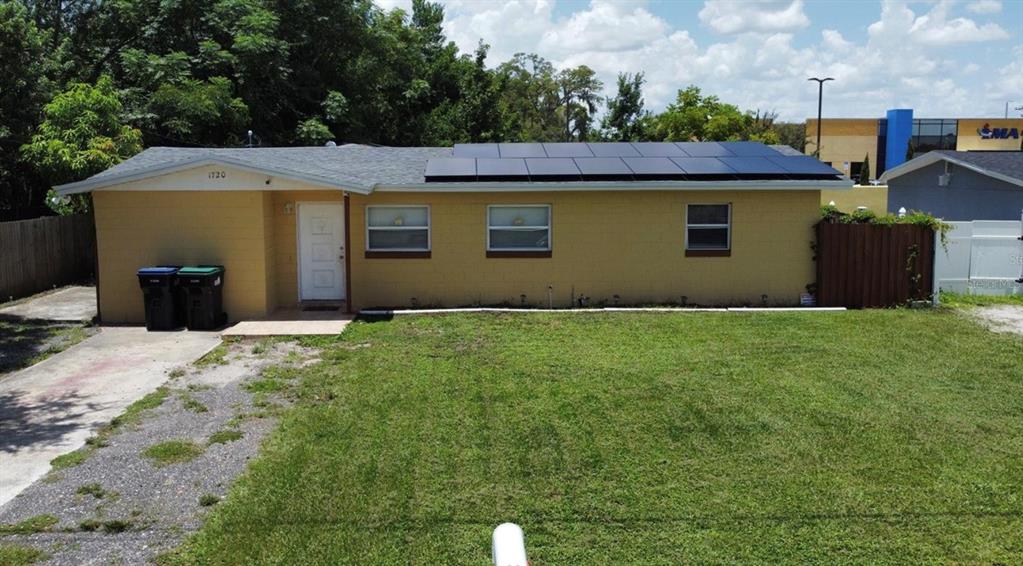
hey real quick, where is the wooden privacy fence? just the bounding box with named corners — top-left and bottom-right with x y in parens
top-left (815, 222), bottom-right (935, 308)
top-left (0, 214), bottom-right (96, 301)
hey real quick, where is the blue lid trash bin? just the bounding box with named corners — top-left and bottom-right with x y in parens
top-left (137, 266), bottom-right (183, 331)
top-left (175, 265), bottom-right (227, 330)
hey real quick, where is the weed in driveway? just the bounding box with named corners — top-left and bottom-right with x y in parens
top-left (198, 494), bottom-right (220, 507)
top-left (49, 387), bottom-right (170, 471)
top-left (178, 392), bottom-right (208, 413)
top-left (0, 515), bottom-right (59, 535)
top-left (0, 544), bottom-right (48, 565)
top-left (207, 430), bottom-right (243, 445)
top-left (75, 483), bottom-right (105, 499)
top-left (193, 343), bottom-right (229, 368)
top-left (142, 441), bottom-right (205, 467)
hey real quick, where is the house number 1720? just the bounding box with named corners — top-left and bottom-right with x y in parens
top-left (208, 171), bottom-right (227, 179)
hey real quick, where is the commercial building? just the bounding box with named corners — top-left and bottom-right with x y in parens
top-left (56, 142), bottom-right (851, 322)
top-left (806, 110), bottom-right (1022, 181)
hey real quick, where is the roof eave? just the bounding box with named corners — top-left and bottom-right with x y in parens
top-left (55, 155), bottom-right (375, 195)
top-left (879, 152), bottom-right (1023, 188)
top-left (373, 179), bottom-right (855, 192)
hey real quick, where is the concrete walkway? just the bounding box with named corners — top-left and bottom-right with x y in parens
top-left (0, 328), bottom-right (221, 507)
top-left (0, 286), bottom-right (97, 322)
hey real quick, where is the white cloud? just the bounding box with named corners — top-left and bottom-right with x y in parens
top-left (698, 0), bottom-right (810, 34)
top-left (966, 0), bottom-right (1002, 15)
top-left (907, 0), bottom-right (1009, 45)
top-left (405, 0), bottom-right (1017, 121)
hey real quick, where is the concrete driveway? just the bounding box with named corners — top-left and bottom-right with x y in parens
top-left (0, 286), bottom-right (97, 322)
top-left (0, 328), bottom-right (220, 507)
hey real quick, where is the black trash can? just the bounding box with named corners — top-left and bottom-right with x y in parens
top-left (137, 266), bottom-right (182, 331)
top-left (176, 265), bottom-right (226, 330)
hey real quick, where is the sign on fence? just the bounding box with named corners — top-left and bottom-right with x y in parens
top-left (935, 218), bottom-right (1023, 296)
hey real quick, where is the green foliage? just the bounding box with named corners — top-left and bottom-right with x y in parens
top-left (208, 429), bottom-right (243, 445)
top-left (0, 515), bottom-right (58, 535)
top-left (939, 292), bottom-right (1023, 307)
top-left (21, 76), bottom-right (141, 214)
top-left (76, 483), bottom-right (106, 499)
top-left (652, 85), bottom-right (759, 142)
top-left (858, 153), bottom-right (871, 185)
top-left (819, 205), bottom-right (952, 245)
top-left (0, 544), bottom-right (48, 565)
top-left (0, 1), bottom-right (55, 210)
top-left (199, 494), bottom-right (221, 507)
top-left (295, 118), bottom-right (333, 146)
top-left (142, 440), bottom-right (205, 467)
top-left (600, 72), bottom-right (651, 141)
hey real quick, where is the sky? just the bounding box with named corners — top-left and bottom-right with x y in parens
top-left (373, 0), bottom-right (1023, 122)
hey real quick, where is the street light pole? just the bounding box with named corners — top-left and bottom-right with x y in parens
top-left (808, 77), bottom-right (834, 158)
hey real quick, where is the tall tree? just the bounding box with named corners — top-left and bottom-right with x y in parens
top-left (652, 85), bottom-right (751, 142)
top-left (859, 154), bottom-right (871, 185)
top-left (556, 66), bottom-right (603, 141)
top-left (601, 72), bottom-right (650, 141)
top-left (495, 53), bottom-right (561, 141)
top-left (21, 76), bottom-right (142, 212)
top-left (0, 1), bottom-right (56, 210)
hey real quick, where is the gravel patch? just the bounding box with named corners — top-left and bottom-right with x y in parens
top-left (971, 305), bottom-right (1023, 336)
top-left (0, 339), bottom-right (319, 565)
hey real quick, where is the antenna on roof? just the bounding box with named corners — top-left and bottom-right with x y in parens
top-left (245, 130), bottom-right (261, 148)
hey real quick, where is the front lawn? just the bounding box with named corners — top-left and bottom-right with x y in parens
top-left (167, 311), bottom-right (1023, 564)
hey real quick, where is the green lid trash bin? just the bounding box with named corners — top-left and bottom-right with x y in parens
top-left (176, 265), bottom-right (226, 330)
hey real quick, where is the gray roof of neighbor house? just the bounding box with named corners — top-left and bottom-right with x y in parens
top-left (56, 142), bottom-right (852, 195)
top-left (879, 150), bottom-right (1023, 187)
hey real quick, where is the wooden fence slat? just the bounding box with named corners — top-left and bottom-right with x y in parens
top-left (816, 222), bottom-right (936, 308)
top-left (0, 214), bottom-right (96, 300)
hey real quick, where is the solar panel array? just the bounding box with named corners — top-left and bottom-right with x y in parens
top-left (423, 142), bottom-right (843, 183)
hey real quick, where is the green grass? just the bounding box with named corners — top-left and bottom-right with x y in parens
top-left (166, 312), bottom-right (1023, 564)
top-left (49, 387), bottom-right (170, 471)
top-left (75, 483), bottom-right (105, 499)
top-left (194, 342), bottom-right (231, 368)
top-left (207, 430), bottom-right (243, 445)
top-left (178, 392), bottom-right (208, 413)
top-left (199, 494), bottom-right (221, 507)
top-left (141, 440), bottom-right (205, 467)
top-left (0, 515), bottom-right (58, 535)
top-left (940, 291), bottom-right (1023, 307)
top-left (0, 544), bottom-right (47, 565)
top-left (0, 320), bottom-right (93, 374)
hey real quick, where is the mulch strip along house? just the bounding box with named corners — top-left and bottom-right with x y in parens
top-left (57, 142), bottom-right (852, 323)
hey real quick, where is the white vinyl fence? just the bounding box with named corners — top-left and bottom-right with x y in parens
top-left (935, 215), bottom-right (1023, 297)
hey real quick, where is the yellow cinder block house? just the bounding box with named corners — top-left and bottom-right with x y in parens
top-left (56, 142), bottom-right (852, 323)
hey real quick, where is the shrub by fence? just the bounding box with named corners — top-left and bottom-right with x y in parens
top-left (0, 214), bottom-right (96, 301)
top-left (815, 222), bottom-right (935, 308)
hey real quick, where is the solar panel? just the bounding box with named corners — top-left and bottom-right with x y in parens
top-left (633, 142), bottom-right (686, 157)
top-left (453, 143), bottom-right (500, 158)
top-left (622, 157), bottom-right (686, 179)
top-left (524, 158), bottom-right (581, 181)
top-left (424, 158), bottom-right (476, 182)
top-left (573, 157), bottom-right (634, 180)
top-left (670, 157), bottom-right (737, 175)
top-left (767, 155), bottom-right (842, 176)
top-left (476, 158), bottom-right (529, 181)
top-left (499, 143), bottom-right (548, 158)
top-left (543, 143), bottom-right (594, 158)
top-left (675, 142), bottom-right (734, 157)
top-left (587, 143), bottom-right (641, 157)
top-left (717, 156), bottom-right (788, 175)
top-left (718, 141), bottom-right (779, 157)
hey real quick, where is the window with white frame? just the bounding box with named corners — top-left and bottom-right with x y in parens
top-left (487, 205), bottom-right (551, 251)
top-left (366, 205), bottom-right (430, 251)
top-left (685, 204), bottom-right (730, 251)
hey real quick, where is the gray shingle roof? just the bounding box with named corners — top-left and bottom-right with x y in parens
top-left (932, 150), bottom-right (1023, 183)
top-left (86, 145), bottom-right (452, 187)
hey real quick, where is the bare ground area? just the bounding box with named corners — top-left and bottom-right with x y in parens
top-left (970, 305), bottom-right (1023, 337)
top-left (0, 339), bottom-right (319, 565)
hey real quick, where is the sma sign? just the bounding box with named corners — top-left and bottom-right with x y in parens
top-left (977, 123), bottom-right (1020, 140)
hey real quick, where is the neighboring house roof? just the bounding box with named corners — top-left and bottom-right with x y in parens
top-left (56, 142), bottom-right (852, 195)
top-left (879, 150), bottom-right (1023, 188)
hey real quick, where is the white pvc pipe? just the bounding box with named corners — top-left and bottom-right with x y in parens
top-left (493, 523), bottom-right (528, 566)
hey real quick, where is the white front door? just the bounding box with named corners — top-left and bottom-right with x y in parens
top-left (298, 202), bottom-right (345, 301)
